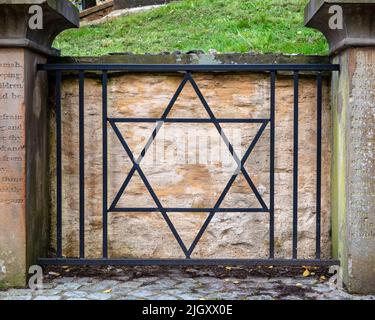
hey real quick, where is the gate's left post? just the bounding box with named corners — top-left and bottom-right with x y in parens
top-left (0, 0), bottom-right (79, 288)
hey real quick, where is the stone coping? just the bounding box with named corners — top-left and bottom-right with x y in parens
top-left (48, 52), bottom-right (331, 77)
top-left (50, 52), bottom-right (330, 65)
top-left (0, 39), bottom-right (59, 57)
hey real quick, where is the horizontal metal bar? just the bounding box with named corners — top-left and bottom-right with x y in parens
top-left (109, 118), bottom-right (270, 123)
top-left (109, 208), bottom-right (269, 213)
top-left (38, 258), bottom-right (340, 267)
top-left (37, 64), bottom-right (340, 72)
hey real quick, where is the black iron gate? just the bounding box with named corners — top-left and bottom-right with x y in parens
top-left (37, 63), bottom-right (340, 266)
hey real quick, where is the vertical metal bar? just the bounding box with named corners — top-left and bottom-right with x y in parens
top-left (55, 70), bottom-right (62, 258)
top-left (316, 72), bottom-right (322, 259)
top-left (102, 71), bottom-right (108, 259)
top-left (270, 71), bottom-right (276, 259)
top-left (292, 71), bottom-right (299, 259)
top-left (79, 71), bottom-right (85, 259)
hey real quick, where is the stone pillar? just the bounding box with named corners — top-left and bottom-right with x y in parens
top-left (305, 0), bottom-right (375, 294)
top-left (0, 0), bottom-right (78, 288)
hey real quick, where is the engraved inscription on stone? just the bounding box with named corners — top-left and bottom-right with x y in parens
top-left (0, 56), bottom-right (25, 207)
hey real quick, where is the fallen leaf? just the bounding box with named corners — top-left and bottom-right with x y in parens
top-left (303, 269), bottom-right (310, 277)
top-left (48, 272), bottom-right (60, 276)
top-left (103, 289), bottom-right (112, 293)
top-left (296, 283), bottom-right (303, 288)
top-left (225, 266), bottom-right (233, 271)
top-left (233, 281), bottom-right (240, 284)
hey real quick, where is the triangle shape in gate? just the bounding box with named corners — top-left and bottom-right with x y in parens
top-left (166, 77), bottom-right (211, 119)
top-left (220, 172), bottom-right (265, 209)
top-left (112, 122), bottom-right (160, 162)
top-left (113, 171), bottom-right (157, 209)
top-left (166, 211), bottom-right (210, 250)
top-left (219, 122), bottom-right (266, 165)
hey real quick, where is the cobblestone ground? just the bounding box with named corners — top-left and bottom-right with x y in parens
top-left (1, 267), bottom-right (374, 300)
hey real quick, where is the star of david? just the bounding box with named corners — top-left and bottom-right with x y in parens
top-left (107, 72), bottom-right (269, 258)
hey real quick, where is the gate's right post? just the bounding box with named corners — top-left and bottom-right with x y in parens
top-left (305, 0), bottom-right (375, 294)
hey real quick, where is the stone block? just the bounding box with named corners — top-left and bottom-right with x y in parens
top-left (305, 0), bottom-right (375, 294)
top-left (0, 0), bottom-right (78, 288)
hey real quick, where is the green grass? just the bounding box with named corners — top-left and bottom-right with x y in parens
top-left (54, 0), bottom-right (328, 56)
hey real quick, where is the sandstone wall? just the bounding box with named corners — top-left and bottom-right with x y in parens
top-left (49, 68), bottom-right (331, 260)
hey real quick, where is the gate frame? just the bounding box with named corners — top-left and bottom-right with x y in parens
top-left (37, 63), bottom-right (340, 267)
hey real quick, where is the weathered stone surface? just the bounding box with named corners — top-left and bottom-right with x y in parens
top-left (52, 52), bottom-right (330, 66)
top-left (0, 49), bottom-right (27, 288)
top-left (345, 50), bottom-right (375, 294)
top-left (0, 0), bottom-right (79, 289)
top-left (87, 292), bottom-right (112, 300)
top-left (305, 0), bottom-right (375, 294)
top-left (34, 295), bottom-right (61, 300)
top-left (51, 68), bottom-right (332, 260)
top-left (1, 267), bottom-right (375, 300)
top-left (0, 48), bottom-right (52, 289)
top-left (331, 48), bottom-right (375, 294)
top-left (54, 282), bottom-right (82, 291)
